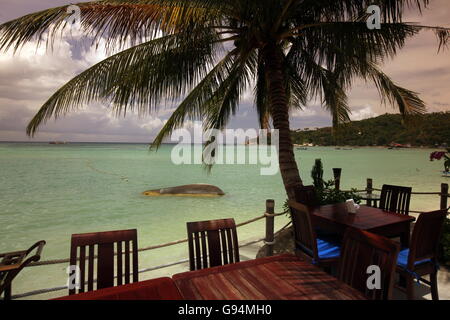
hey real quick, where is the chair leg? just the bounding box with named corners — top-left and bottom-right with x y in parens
top-left (406, 275), bottom-right (415, 300)
top-left (4, 284), bottom-right (12, 300)
top-left (430, 271), bottom-right (439, 301)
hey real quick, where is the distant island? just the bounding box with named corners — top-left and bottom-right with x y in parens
top-left (291, 112), bottom-right (450, 147)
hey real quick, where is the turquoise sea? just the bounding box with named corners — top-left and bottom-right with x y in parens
top-left (0, 142), bottom-right (447, 298)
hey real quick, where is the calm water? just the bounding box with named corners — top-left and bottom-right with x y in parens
top-left (0, 142), bottom-right (447, 297)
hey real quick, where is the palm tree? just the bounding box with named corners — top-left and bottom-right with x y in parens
top-left (1, 0), bottom-right (448, 199)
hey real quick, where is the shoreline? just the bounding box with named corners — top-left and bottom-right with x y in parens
top-left (1, 141), bottom-right (445, 150)
top-left (294, 145), bottom-right (443, 150)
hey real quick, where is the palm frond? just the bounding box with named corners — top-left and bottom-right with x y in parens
top-left (0, 0), bottom-right (227, 53)
top-left (27, 29), bottom-right (220, 136)
top-left (286, 47), bottom-right (350, 128)
top-left (151, 49), bottom-right (238, 148)
top-left (321, 73), bottom-right (351, 128)
top-left (202, 48), bottom-right (257, 130)
top-left (367, 63), bottom-right (426, 116)
top-left (293, 0), bottom-right (431, 23)
top-left (288, 22), bottom-right (419, 86)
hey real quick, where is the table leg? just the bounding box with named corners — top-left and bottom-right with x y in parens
top-left (399, 223), bottom-right (411, 288)
top-left (400, 223), bottom-right (410, 249)
top-left (4, 283), bottom-right (11, 300)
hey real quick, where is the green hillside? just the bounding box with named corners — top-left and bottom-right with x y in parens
top-left (291, 112), bottom-right (450, 147)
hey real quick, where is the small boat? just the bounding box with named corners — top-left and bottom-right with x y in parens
top-left (296, 147), bottom-right (308, 150)
top-left (388, 143), bottom-right (410, 149)
top-left (49, 141), bottom-right (67, 145)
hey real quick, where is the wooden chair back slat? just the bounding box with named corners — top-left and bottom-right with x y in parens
top-left (207, 230), bottom-right (221, 267)
top-left (124, 241), bottom-right (130, 284)
top-left (187, 232), bottom-right (195, 271)
top-left (193, 232), bottom-right (202, 270)
top-left (379, 184), bottom-right (412, 215)
top-left (187, 218), bottom-right (239, 271)
top-left (288, 201), bottom-right (318, 260)
top-left (88, 245), bottom-right (94, 291)
top-left (116, 242), bottom-right (122, 286)
top-left (408, 210), bottom-right (447, 267)
top-left (97, 242), bottom-right (114, 289)
top-left (131, 241), bottom-right (138, 283)
top-left (226, 229), bottom-right (235, 263)
top-left (220, 230), bottom-right (228, 264)
top-left (338, 229), bottom-right (399, 300)
top-left (202, 231), bottom-right (209, 269)
top-left (79, 246), bottom-right (86, 293)
top-left (69, 229), bottom-right (138, 295)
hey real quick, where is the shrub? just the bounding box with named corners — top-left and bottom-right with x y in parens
top-left (284, 159), bottom-right (362, 211)
top-left (316, 179), bottom-right (362, 206)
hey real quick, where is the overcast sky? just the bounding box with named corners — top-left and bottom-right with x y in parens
top-left (0, 0), bottom-right (449, 142)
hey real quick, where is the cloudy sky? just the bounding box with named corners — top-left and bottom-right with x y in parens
top-left (0, 0), bottom-right (449, 142)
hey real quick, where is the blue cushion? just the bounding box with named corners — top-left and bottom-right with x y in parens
top-left (397, 248), bottom-right (431, 269)
top-left (317, 238), bottom-right (341, 259)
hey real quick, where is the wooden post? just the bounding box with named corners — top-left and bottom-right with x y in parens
top-left (333, 168), bottom-right (342, 191)
top-left (441, 183), bottom-right (449, 211)
top-left (265, 199), bottom-right (275, 257)
top-left (367, 178), bottom-right (373, 207)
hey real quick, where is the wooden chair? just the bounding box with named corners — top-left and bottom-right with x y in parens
top-left (292, 185), bottom-right (341, 241)
top-left (338, 229), bottom-right (399, 300)
top-left (69, 229), bottom-right (138, 295)
top-left (0, 241), bottom-right (46, 300)
top-left (288, 201), bottom-right (340, 268)
top-left (187, 218), bottom-right (239, 271)
top-left (292, 185), bottom-right (319, 207)
top-left (379, 184), bottom-right (412, 215)
top-left (396, 210), bottom-right (447, 300)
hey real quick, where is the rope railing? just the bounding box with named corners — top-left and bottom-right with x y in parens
top-left (341, 187), bottom-right (447, 196)
top-left (368, 187), bottom-right (446, 196)
top-left (27, 211), bottom-right (286, 268)
top-left (340, 178), bottom-right (449, 214)
top-left (11, 220), bottom-right (291, 300)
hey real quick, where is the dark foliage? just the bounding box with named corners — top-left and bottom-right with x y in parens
top-left (292, 112), bottom-right (450, 147)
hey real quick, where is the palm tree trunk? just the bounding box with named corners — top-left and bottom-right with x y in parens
top-left (262, 43), bottom-right (303, 200)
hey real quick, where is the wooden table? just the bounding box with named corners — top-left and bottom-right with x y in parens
top-left (173, 254), bottom-right (366, 300)
top-left (54, 277), bottom-right (183, 300)
top-left (311, 203), bottom-right (415, 247)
